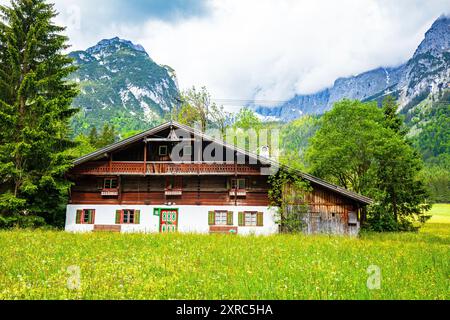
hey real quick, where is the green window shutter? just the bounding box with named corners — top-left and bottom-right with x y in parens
top-left (135, 210), bottom-right (141, 224)
top-left (226, 179), bottom-right (231, 190)
top-left (89, 210), bottom-right (96, 224)
top-left (208, 211), bottom-right (215, 226)
top-left (257, 212), bottom-right (264, 227)
top-left (227, 212), bottom-right (234, 226)
top-left (238, 212), bottom-right (244, 227)
top-left (76, 210), bottom-right (83, 224)
top-left (115, 210), bottom-right (122, 224)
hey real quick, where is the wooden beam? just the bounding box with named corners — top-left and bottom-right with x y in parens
top-left (143, 142), bottom-right (147, 175)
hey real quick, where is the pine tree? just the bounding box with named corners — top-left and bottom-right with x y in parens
top-left (0, 0), bottom-right (78, 228)
top-left (88, 127), bottom-right (99, 148)
top-left (382, 95), bottom-right (407, 136)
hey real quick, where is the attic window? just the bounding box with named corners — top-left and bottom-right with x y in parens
top-left (159, 145), bottom-right (168, 156)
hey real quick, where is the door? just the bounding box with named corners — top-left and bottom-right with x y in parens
top-left (160, 209), bottom-right (179, 233)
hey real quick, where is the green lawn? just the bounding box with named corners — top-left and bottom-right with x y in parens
top-left (0, 205), bottom-right (449, 300)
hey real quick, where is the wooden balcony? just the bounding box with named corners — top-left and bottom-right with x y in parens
top-left (72, 161), bottom-right (264, 176)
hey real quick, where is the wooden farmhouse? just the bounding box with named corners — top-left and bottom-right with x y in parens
top-left (66, 121), bottom-right (372, 235)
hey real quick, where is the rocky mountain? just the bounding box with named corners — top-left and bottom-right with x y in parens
top-left (69, 37), bottom-right (180, 135)
top-left (255, 15), bottom-right (450, 122)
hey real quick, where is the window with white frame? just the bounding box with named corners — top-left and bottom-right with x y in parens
top-left (215, 211), bottom-right (228, 226)
top-left (244, 212), bottom-right (258, 227)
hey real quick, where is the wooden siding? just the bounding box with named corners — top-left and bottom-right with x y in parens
top-left (70, 175), bottom-right (270, 206)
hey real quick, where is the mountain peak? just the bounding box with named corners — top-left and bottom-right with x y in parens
top-left (414, 15), bottom-right (450, 56)
top-left (86, 37), bottom-right (147, 56)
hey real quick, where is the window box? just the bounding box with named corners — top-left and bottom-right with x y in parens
top-left (165, 189), bottom-right (183, 196)
top-left (209, 226), bottom-right (238, 235)
top-left (229, 190), bottom-right (247, 197)
top-left (101, 188), bottom-right (119, 196)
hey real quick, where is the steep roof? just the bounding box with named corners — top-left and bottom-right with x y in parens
top-left (74, 121), bottom-right (373, 205)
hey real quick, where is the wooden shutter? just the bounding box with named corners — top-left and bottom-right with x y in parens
top-left (76, 210), bottom-right (83, 224)
top-left (89, 210), bottom-right (96, 225)
top-left (238, 212), bottom-right (244, 226)
top-left (208, 211), bottom-right (215, 226)
top-left (257, 212), bottom-right (264, 227)
top-left (135, 210), bottom-right (141, 224)
top-left (226, 179), bottom-right (231, 190)
top-left (227, 212), bottom-right (234, 226)
top-left (115, 210), bottom-right (122, 224)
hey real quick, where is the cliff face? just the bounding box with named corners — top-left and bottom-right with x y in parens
top-left (255, 16), bottom-right (450, 122)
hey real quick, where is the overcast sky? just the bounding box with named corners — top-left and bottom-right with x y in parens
top-left (2, 0), bottom-right (449, 104)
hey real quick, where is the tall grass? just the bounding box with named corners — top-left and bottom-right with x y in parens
top-left (0, 205), bottom-right (449, 300)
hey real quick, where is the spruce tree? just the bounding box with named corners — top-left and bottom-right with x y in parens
top-left (0, 0), bottom-right (78, 228)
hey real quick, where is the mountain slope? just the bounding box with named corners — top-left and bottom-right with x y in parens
top-left (255, 15), bottom-right (450, 122)
top-left (69, 37), bottom-right (180, 135)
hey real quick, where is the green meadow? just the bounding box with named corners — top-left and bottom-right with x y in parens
top-left (0, 205), bottom-right (449, 300)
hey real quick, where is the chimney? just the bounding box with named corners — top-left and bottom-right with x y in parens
top-left (259, 145), bottom-right (270, 159)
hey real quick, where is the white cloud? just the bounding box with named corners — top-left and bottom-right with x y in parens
top-left (133, 0), bottom-right (449, 103)
top-left (1, 0), bottom-right (449, 105)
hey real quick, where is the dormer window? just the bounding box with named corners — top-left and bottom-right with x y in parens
top-left (159, 145), bottom-right (168, 156)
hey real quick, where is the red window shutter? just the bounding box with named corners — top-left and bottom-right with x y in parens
top-left (115, 210), bottom-right (122, 224)
top-left (76, 210), bottom-right (83, 224)
top-left (257, 212), bottom-right (264, 227)
top-left (89, 210), bottom-right (96, 224)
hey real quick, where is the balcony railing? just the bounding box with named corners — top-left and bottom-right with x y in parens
top-left (72, 161), bottom-right (263, 176)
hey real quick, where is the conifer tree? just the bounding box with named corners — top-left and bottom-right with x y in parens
top-left (0, 0), bottom-right (78, 228)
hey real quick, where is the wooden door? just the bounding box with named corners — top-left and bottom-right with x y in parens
top-left (160, 209), bottom-right (179, 233)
